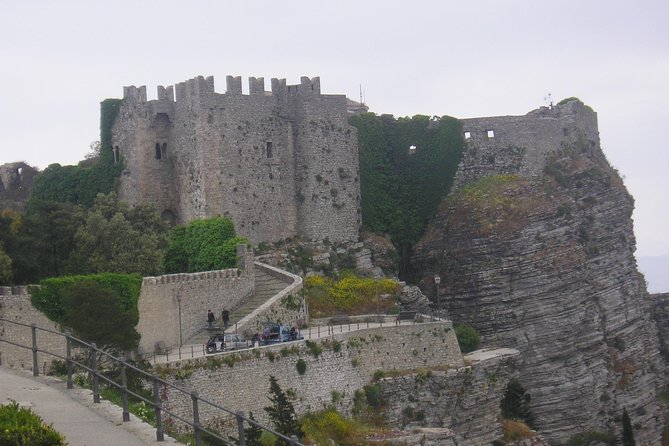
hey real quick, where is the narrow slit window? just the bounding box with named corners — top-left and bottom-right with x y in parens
top-left (155, 143), bottom-right (162, 159)
top-left (162, 143), bottom-right (167, 158)
top-left (266, 141), bottom-right (273, 158)
top-left (113, 146), bottom-right (120, 164)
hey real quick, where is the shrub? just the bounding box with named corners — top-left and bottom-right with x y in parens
top-left (296, 359), bottom-right (307, 375)
top-left (567, 431), bottom-right (615, 446)
top-left (502, 418), bottom-right (534, 442)
top-left (305, 340), bottom-right (323, 358)
top-left (164, 217), bottom-right (249, 273)
top-left (454, 324), bottom-right (480, 353)
top-left (0, 401), bottom-right (67, 446)
top-left (301, 408), bottom-right (362, 445)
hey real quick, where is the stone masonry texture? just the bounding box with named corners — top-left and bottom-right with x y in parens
top-left (111, 75), bottom-right (361, 245)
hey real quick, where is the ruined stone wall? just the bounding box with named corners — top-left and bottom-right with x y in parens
top-left (112, 75), bottom-right (360, 245)
top-left (0, 162), bottom-right (38, 213)
top-left (455, 99), bottom-right (599, 188)
top-left (0, 287), bottom-right (65, 372)
top-left (136, 246), bottom-right (255, 354)
top-left (159, 321), bottom-right (463, 433)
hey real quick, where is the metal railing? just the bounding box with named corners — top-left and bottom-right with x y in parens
top-left (0, 317), bottom-right (303, 446)
top-left (149, 314), bottom-right (440, 364)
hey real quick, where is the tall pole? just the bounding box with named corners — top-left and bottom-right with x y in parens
top-left (374, 271), bottom-right (380, 322)
top-left (434, 274), bottom-right (441, 314)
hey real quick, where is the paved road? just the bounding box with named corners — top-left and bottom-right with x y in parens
top-left (150, 318), bottom-right (427, 364)
top-left (0, 366), bottom-right (183, 446)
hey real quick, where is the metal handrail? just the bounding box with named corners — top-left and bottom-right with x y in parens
top-left (0, 317), bottom-right (303, 446)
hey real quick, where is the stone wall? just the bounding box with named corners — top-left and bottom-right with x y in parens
top-left (0, 162), bottom-right (38, 212)
top-left (112, 75), bottom-right (360, 245)
top-left (0, 287), bottom-right (65, 372)
top-left (455, 99), bottom-right (599, 188)
top-left (136, 246), bottom-right (255, 354)
top-left (158, 321), bottom-right (463, 433)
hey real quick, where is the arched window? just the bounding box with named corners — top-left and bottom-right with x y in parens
top-left (155, 143), bottom-right (162, 160)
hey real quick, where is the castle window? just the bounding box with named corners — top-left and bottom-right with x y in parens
top-left (408, 145), bottom-right (416, 155)
top-left (266, 141), bottom-right (273, 158)
top-left (155, 143), bottom-right (162, 160)
top-left (487, 130), bottom-right (495, 138)
top-left (162, 143), bottom-right (167, 158)
top-left (464, 131), bottom-right (471, 139)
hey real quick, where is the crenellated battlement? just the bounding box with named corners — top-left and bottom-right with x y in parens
top-left (121, 75), bottom-right (328, 105)
top-left (0, 286), bottom-right (30, 296)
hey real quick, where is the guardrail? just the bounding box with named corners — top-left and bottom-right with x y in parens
top-left (0, 317), bottom-right (304, 446)
top-left (149, 314), bottom-right (441, 364)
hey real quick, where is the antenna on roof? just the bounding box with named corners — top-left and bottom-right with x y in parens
top-left (359, 84), bottom-right (365, 105)
top-left (544, 92), bottom-right (553, 108)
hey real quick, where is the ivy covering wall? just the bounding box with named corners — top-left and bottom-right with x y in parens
top-left (351, 113), bottom-right (465, 278)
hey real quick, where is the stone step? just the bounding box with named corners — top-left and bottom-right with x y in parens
top-left (184, 265), bottom-right (292, 345)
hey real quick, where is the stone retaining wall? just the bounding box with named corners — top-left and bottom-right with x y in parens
top-left (158, 321), bottom-right (463, 434)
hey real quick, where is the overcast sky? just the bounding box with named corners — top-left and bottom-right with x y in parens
top-left (1, 1), bottom-right (667, 266)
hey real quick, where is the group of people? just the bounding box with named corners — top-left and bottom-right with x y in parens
top-left (207, 308), bottom-right (230, 330)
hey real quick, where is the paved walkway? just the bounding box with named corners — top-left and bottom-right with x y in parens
top-left (0, 366), bottom-right (183, 446)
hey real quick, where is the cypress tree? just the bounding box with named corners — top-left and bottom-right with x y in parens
top-left (622, 407), bottom-right (636, 446)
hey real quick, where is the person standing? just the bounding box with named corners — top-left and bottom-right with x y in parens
top-left (222, 308), bottom-right (230, 330)
top-left (207, 309), bottom-right (215, 329)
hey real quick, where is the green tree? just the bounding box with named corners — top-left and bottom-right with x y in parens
top-left (60, 280), bottom-right (140, 352)
top-left (500, 378), bottom-right (536, 428)
top-left (70, 193), bottom-right (168, 276)
top-left (454, 324), bottom-right (480, 353)
top-left (243, 411), bottom-right (264, 446)
top-left (622, 407), bottom-right (635, 446)
top-left (264, 376), bottom-right (302, 444)
top-left (164, 217), bottom-right (248, 273)
top-left (0, 245), bottom-right (12, 285)
top-left (21, 200), bottom-right (85, 277)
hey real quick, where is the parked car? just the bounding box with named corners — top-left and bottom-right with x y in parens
top-left (250, 322), bottom-right (303, 346)
top-left (206, 333), bottom-right (251, 354)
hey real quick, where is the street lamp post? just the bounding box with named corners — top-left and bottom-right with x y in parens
top-left (434, 274), bottom-right (441, 311)
top-left (374, 271), bottom-right (380, 322)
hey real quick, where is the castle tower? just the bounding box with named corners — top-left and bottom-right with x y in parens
top-left (110, 75), bottom-right (361, 245)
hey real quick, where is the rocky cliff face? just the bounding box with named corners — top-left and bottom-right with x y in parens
top-left (411, 101), bottom-right (666, 444)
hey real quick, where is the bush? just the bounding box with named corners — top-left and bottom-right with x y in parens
top-left (501, 418), bottom-right (534, 442)
top-left (303, 274), bottom-right (400, 317)
top-left (301, 408), bottom-right (362, 445)
top-left (0, 401), bottom-right (66, 445)
top-left (454, 324), bottom-right (480, 353)
top-left (164, 217), bottom-right (249, 273)
top-left (296, 359), bottom-right (307, 375)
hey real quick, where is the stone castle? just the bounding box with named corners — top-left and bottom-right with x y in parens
top-left (111, 75), bottom-right (361, 245)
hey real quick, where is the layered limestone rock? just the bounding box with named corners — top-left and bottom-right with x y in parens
top-left (380, 348), bottom-right (521, 445)
top-left (411, 101), bottom-right (666, 444)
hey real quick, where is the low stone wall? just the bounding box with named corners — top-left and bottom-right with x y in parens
top-left (157, 321), bottom-right (463, 433)
top-left (0, 288), bottom-right (65, 372)
top-left (137, 246), bottom-right (255, 354)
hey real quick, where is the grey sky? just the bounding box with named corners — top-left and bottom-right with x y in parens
top-left (1, 0), bottom-right (667, 263)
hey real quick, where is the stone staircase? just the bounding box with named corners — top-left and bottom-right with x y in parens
top-left (184, 265), bottom-right (291, 345)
